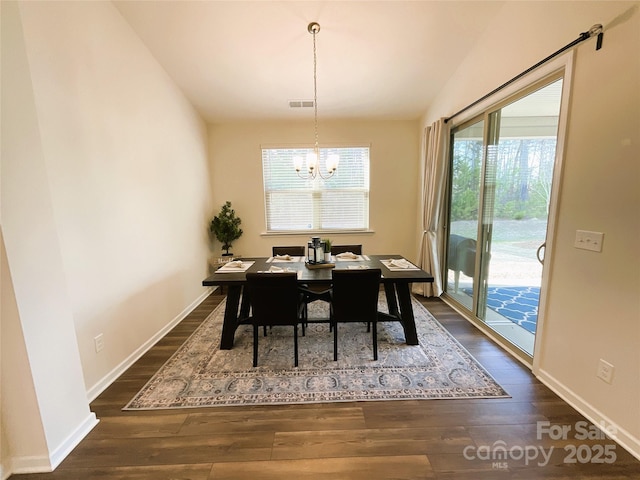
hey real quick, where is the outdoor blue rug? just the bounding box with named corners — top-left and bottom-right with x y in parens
top-left (464, 286), bottom-right (539, 334)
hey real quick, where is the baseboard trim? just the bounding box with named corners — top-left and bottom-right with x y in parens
top-left (8, 412), bottom-right (99, 475)
top-left (1, 462), bottom-right (11, 480)
top-left (6, 454), bottom-right (50, 476)
top-left (536, 368), bottom-right (640, 461)
top-left (49, 412), bottom-right (99, 469)
top-left (86, 287), bottom-right (215, 402)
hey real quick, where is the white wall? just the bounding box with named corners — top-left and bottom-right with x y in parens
top-left (423, 1), bottom-right (640, 458)
top-left (1, 1), bottom-right (96, 472)
top-left (1, 0), bottom-right (213, 473)
top-left (208, 120), bottom-right (420, 261)
top-left (1, 232), bottom-right (49, 475)
top-left (16, 0), bottom-right (213, 396)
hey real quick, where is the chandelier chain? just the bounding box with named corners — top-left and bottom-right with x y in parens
top-left (294, 22), bottom-right (337, 180)
top-left (312, 27), bottom-right (319, 153)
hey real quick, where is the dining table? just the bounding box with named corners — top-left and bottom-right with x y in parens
top-left (202, 254), bottom-right (434, 350)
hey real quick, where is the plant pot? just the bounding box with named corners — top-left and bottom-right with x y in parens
top-left (324, 252), bottom-right (332, 262)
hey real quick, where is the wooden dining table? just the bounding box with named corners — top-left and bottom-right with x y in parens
top-left (202, 254), bottom-right (434, 350)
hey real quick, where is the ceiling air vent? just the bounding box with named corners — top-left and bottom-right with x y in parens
top-left (289, 100), bottom-right (315, 108)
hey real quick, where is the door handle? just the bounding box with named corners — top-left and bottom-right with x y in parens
top-left (536, 243), bottom-right (546, 265)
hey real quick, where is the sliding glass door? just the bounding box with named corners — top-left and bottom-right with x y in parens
top-left (447, 119), bottom-right (484, 312)
top-left (445, 75), bottom-right (565, 356)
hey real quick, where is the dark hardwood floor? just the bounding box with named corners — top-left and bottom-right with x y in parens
top-left (12, 292), bottom-right (640, 479)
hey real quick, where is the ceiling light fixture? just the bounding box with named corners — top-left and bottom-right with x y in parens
top-left (294, 22), bottom-right (338, 180)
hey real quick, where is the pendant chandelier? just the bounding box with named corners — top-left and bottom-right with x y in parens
top-left (294, 22), bottom-right (339, 180)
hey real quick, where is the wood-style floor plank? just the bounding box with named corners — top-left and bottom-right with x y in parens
top-left (177, 404), bottom-right (366, 435)
top-left (88, 414), bottom-right (189, 439)
top-left (14, 464), bottom-right (213, 480)
top-left (210, 455), bottom-right (435, 480)
top-left (56, 432), bottom-right (274, 469)
top-left (271, 426), bottom-right (472, 459)
top-left (9, 293), bottom-right (640, 480)
top-left (362, 400), bottom-right (547, 429)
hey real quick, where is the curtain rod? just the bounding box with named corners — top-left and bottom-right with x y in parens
top-left (444, 24), bottom-right (604, 124)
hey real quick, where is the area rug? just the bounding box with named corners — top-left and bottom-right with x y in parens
top-left (124, 295), bottom-right (508, 410)
top-left (464, 286), bottom-right (539, 334)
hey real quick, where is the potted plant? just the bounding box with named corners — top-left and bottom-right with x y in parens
top-left (322, 238), bottom-right (332, 262)
top-left (210, 201), bottom-right (243, 256)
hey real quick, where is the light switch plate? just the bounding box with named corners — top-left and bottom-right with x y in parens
top-left (575, 230), bottom-right (604, 252)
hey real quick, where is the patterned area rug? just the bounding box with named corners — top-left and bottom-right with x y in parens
top-left (464, 286), bottom-right (539, 334)
top-left (124, 295), bottom-right (508, 410)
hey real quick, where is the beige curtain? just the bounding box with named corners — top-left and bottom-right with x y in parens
top-left (413, 118), bottom-right (450, 297)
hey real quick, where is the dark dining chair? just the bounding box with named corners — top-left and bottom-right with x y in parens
top-left (246, 272), bottom-right (305, 367)
top-left (298, 282), bottom-right (332, 323)
top-left (271, 246), bottom-right (331, 318)
top-left (331, 244), bottom-right (363, 255)
top-left (330, 268), bottom-right (382, 361)
top-left (272, 246), bottom-right (308, 314)
top-left (311, 244), bottom-right (364, 308)
top-left (272, 246), bottom-right (305, 257)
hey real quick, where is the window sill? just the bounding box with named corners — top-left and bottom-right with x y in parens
top-left (260, 230), bottom-right (375, 237)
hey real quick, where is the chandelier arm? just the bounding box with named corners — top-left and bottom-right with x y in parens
top-left (316, 169), bottom-right (335, 180)
top-left (295, 167), bottom-right (335, 181)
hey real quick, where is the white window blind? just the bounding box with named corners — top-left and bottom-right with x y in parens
top-left (262, 147), bottom-right (370, 232)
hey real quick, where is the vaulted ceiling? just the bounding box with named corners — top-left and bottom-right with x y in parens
top-left (114, 1), bottom-right (505, 123)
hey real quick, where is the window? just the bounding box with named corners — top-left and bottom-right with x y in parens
top-left (261, 146), bottom-right (370, 232)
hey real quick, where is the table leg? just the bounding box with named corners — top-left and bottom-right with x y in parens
top-left (240, 287), bottom-right (251, 318)
top-left (396, 282), bottom-right (419, 345)
top-left (384, 283), bottom-right (400, 318)
top-left (220, 285), bottom-right (243, 350)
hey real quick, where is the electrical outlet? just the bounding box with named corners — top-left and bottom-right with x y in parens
top-left (94, 334), bottom-right (105, 353)
top-left (575, 230), bottom-right (604, 252)
top-left (596, 359), bottom-right (614, 384)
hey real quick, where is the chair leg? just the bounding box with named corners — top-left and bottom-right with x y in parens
top-left (253, 325), bottom-right (259, 367)
top-left (293, 325), bottom-right (299, 367)
top-left (301, 311), bottom-right (306, 337)
top-left (300, 302), bottom-right (307, 337)
top-left (372, 321), bottom-right (378, 361)
top-left (333, 322), bottom-right (338, 361)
